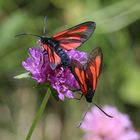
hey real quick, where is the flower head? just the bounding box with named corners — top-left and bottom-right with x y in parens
top-left (22, 48), bottom-right (49, 83)
top-left (81, 105), bottom-right (139, 140)
top-left (67, 49), bottom-right (88, 64)
top-left (22, 47), bottom-right (87, 100)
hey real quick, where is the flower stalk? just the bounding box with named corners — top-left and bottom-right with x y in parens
top-left (25, 88), bottom-right (51, 140)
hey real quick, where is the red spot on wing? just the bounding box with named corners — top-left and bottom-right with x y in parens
top-left (53, 52), bottom-right (61, 65)
top-left (95, 56), bottom-right (102, 77)
top-left (43, 44), bottom-right (61, 69)
top-left (74, 67), bottom-right (87, 96)
top-left (53, 30), bottom-right (68, 38)
top-left (55, 34), bottom-right (81, 41)
top-left (43, 44), bottom-right (49, 50)
top-left (60, 42), bottom-right (81, 50)
top-left (47, 46), bottom-right (54, 62)
top-left (67, 26), bottom-right (88, 34)
top-left (89, 65), bottom-right (97, 91)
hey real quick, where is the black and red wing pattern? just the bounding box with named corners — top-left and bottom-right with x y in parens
top-left (70, 47), bottom-right (102, 97)
top-left (53, 21), bottom-right (96, 50)
top-left (86, 47), bottom-right (103, 91)
top-left (70, 59), bottom-right (88, 96)
top-left (43, 44), bottom-right (61, 69)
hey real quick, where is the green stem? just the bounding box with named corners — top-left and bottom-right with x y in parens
top-left (25, 88), bottom-right (51, 140)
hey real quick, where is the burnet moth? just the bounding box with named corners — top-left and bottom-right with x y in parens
top-left (16, 16), bottom-right (96, 70)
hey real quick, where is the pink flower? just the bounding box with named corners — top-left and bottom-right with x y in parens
top-left (81, 105), bottom-right (140, 140)
top-left (22, 47), bottom-right (87, 101)
top-left (22, 48), bottom-right (49, 83)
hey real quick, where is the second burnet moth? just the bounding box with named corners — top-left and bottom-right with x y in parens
top-left (69, 47), bottom-right (113, 124)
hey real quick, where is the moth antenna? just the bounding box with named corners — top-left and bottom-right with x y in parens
top-left (77, 103), bottom-right (113, 128)
top-left (43, 16), bottom-right (47, 35)
top-left (77, 103), bottom-right (91, 128)
top-left (92, 102), bottom-right (113, 118)
top-left (15, 33), bottom-right (41, 38)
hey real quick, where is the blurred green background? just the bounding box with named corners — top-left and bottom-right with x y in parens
top-left (0, 0), bottom-right (140, 140)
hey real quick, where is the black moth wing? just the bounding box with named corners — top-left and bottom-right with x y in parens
top-left (70, 59), bottom-right (88, 95)
top-left (53, 21), bottom-right (96, 50)
top-left (86, 47), bottom-right (103, 91)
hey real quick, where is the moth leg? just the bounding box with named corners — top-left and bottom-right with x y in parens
top-left (74, 94), bottom-right (83, 100)
top-left (71, 89), bottom-right (81, 92)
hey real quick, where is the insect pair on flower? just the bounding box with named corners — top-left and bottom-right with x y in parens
top-left (17, 17), bottom-right (101, 102)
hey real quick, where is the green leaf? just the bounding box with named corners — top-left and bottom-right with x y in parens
top-left (119, 64), bottom-right (140, 106)
top-left (14, 72), bottom-right (31, 79)
top-left (0, 11), bottom-right (28, 49)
